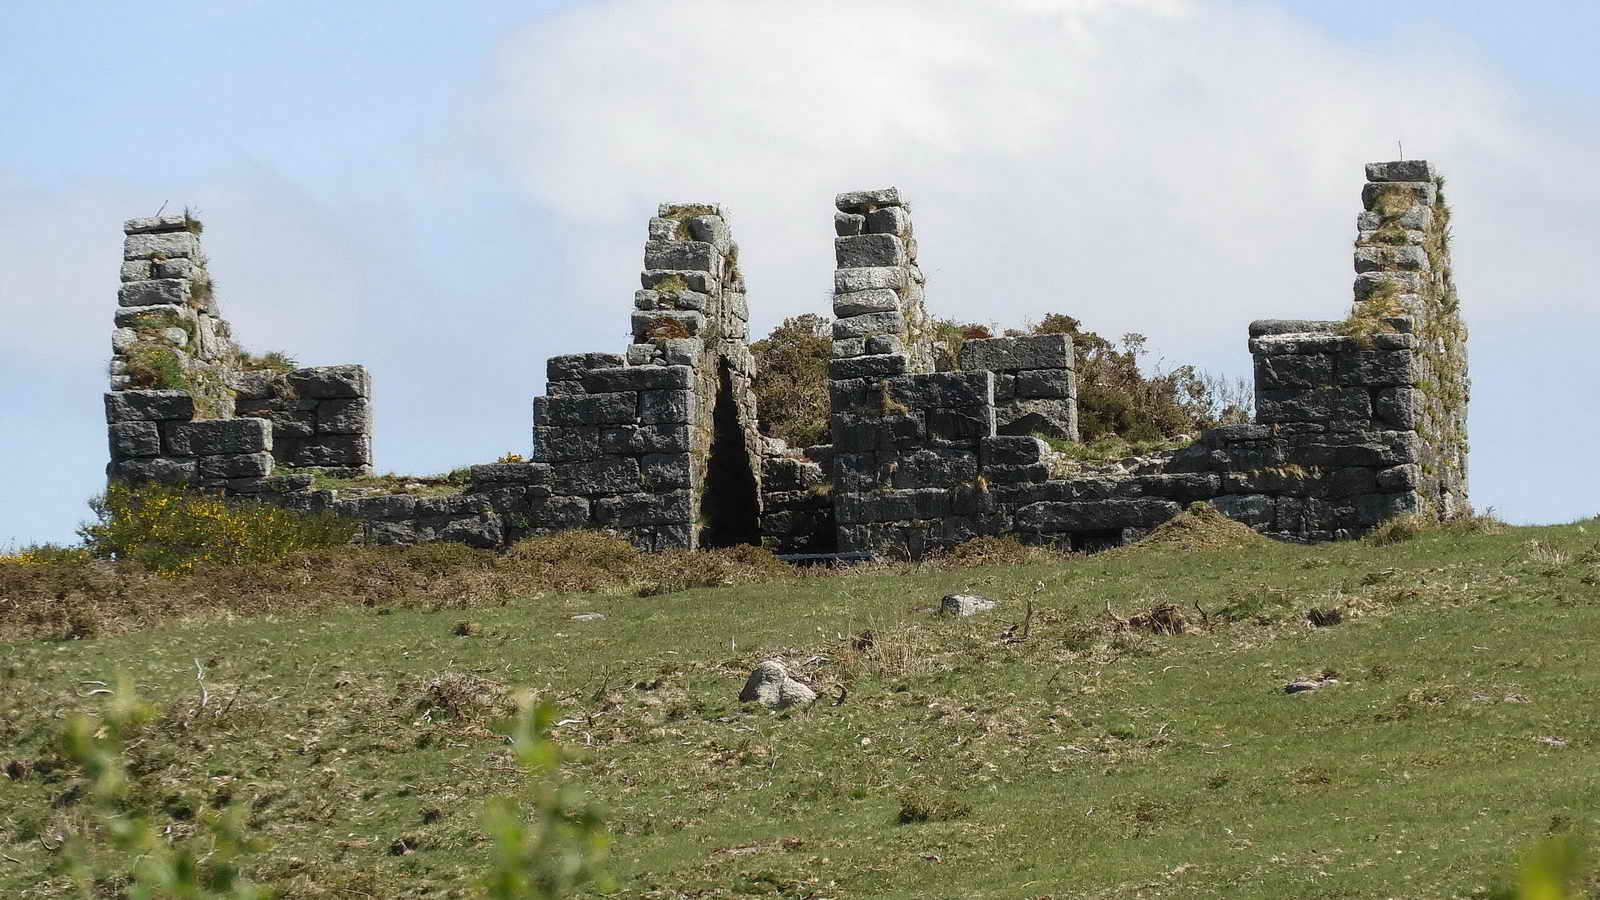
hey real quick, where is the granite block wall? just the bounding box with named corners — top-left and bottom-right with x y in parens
top-left (104, 214), bottom-right (373, 505)
top-left (527, 203), bottom-right (763, 551)
top-left (99, 160), bottom-right (1465, 557)
top-left (830, 188), bottom-right (935, 378)
top-left (234, 365), bottom-right (374, 473)
top-left (959, 334), bottom-right (1078, 440)
top-left (110, 214), bottom-right (239, 418)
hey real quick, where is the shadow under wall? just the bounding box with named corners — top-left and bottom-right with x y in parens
top-left (699, 361), bottom-right (760, 548)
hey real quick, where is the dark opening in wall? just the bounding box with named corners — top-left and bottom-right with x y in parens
top-left (700, 361), bottom-right (760, 548)
top-left (1069, 528), bottom-right (1132, 553)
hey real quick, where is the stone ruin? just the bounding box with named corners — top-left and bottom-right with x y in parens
top-left (101, 160), bottom-right (1469, 555)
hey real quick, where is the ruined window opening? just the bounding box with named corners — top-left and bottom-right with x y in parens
top-left (699, 360), bottom-right (760, 548)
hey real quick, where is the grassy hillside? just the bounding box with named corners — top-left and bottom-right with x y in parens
top-left (3, 516), bottom-right (1598, 898)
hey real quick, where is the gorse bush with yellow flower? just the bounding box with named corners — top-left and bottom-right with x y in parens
top-left (79, 482), bottom-right (360, 574)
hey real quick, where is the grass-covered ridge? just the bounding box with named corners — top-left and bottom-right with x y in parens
top-left (3, 514), bottom-right (1598, 897)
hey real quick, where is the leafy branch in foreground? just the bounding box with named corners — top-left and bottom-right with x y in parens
top-left (483, 698), bottom-right (611, 898)
top-left (60, 679), bottom-right (263, 899)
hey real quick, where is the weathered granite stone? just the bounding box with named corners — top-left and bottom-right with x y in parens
top-left (117, 279), bottom-right (190, 307)
top-left (1256, 388), bottom-right (1373, 423)
top-left (940, 593), bottom-right (995, 617)
top-left (108, 422), bottom-right (161, 458)
top-left (832, 311), bottom-right (904, 339)
top-left (631, 310), bottom-right (706, 338)
top-left (638, 389), bottom-right (694, 424)
top-left (580, 365), bottom-right (692, 393)
top-left (640, 453), bottom-right (692, 490)
top-left (151, 257), bottom-right (197, 279)
top-left (1254, 353), bottom-right (1333, 389)
top-left (996, 398), bottom-right (1073, 438)
top-left (864, 206), bottom-right (911, 237)
top-left (123, 214), bottom-right (192, 234)
top-left (1365, 160), bottom-right (1436, 182)
top-left (286, 365), bottom-right (369, 399)
top-left (835, 188), bottom-right (900, 212)
top-left (468, 462), bottom-right (552, 484)
top-left (105, 390), bottom-right (194, 423)
top-left (828, 353), bottom-right (908, 380)
top-left (960, 335), bottom-right (1072, 373)
top-left (532, 425), bottom-right (600, 461)
top-left (317, 398), bottom-right (371, 434)
top-left (1013, 369), bottom-right (1072, 399)
top-left (123, 231), bottom-right (199, 260)
top-left (835, 234), bottom-right (906, 268)
top-left (546, 353), bottom-right (627, 383)
top-left (594, 489), bottom-right (692, 526)
top-left (833, 288), bottom-right (900, 317)
top-left (108, 456), bottom-right (196, 485)
top-left (834, 211), bottom-right (865, 236)
top-left (531, 494), bottom-right (590, 528)
top-left (543, 393), bottom-right (637, 427)
top-left (167, 418), bottom-right (271, 456)
top-left (1336, 351), bottom-right (1416, 387)
top-left (196, 451), bottom-right (273, 479)
top-left (1014, 499), bottom-right (1182, 532)
top-left (600, 423), bottom-right (692, 455)
top-left (119, 261), bottom-right (151, 281)
top-left (738, 660), bottom-right (816, 709)
top-left (834, 266), bottom-right (905, 293)
top-left (1374, 387), bottom-right (1419, 429)
top-left (552, 457), bottom-right (641, 495)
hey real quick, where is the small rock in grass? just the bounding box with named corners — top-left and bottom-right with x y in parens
top-left (940, 594), bottom-right (996, 617)
top-left (452, 621), bottom-right (482, 637)
top-left (738, 660), bottom-right (816, 709)
top-left (571, 613), bottom-right (606, 622)
top-left (1284, 677), bottom-right (1339, 694)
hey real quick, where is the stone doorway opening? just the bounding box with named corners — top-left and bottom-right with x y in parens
top-left (699, 360), bottom-right (760, 548)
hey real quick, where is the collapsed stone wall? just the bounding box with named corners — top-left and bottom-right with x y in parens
top-left (830, 188), bottom-right (934, 377)
top-left (111, 214), bottom-right (237, 417)
top-left (101, 160), bottom-right (1467, 557)
top-left (959, 335), bottom-right (1078, 440)
top-left (104, 214), bottom-right (374, 505)
top-left (234, 366), bottom-right (374, 473)
top-left (824, 162), bottom-right (1467, 555)
top-left (1352, 160), bottom-right (1469, 518)
top-left (522, 204), bottom-right (763, 551)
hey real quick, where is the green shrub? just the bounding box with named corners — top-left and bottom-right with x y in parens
top-left (1029, 314), bottom-right (1249, 441)
top-left (237, 350), bottom-right (298, 373)
top-left (81, 482), bottom-right (359, 575)
top-left (751, 314), bottom-right (832, 448)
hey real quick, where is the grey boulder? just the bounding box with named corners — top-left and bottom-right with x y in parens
top-left (738, 660), bottom-right (817, 709)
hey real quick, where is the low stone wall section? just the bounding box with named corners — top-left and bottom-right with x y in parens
top-left (959, 334), bottom-right (1078, 440)
top-left (234, 365), bottom-right (373, 473)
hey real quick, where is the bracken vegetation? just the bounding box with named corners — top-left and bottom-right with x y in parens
top-left (748, 311), bottom-right (1251, 452)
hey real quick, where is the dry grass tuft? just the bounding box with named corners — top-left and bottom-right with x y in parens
top-left (1135, 502), bottom-right (1267, 552)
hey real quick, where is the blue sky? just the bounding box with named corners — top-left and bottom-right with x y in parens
top-left (2, 0), bottom-right (1596, 546)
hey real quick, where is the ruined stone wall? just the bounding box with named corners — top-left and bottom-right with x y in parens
top-left (526, 204), bottom-right (762, 551)
top-left (823, 163), bottom-right (1461, 556)
top-left (758, 440), bottom-right (835, 554)
top-left (831, 188), bottom-right (934, 377)
top-left (105, 215), bottom-right (373, 502)
top-left (99, 159), bottom-right (1465, 557)
top-left (959, 335), bottom-right (1078, 440)
top-left (234, 365), bottom-right (374, 473)
top-left (1352, 161), bottom-right (1469, 518)
top-left (111, 214), bottom-right (238, 418)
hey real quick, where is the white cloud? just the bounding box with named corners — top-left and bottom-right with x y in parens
top-left (481, 0), bottom-right (1597, 356)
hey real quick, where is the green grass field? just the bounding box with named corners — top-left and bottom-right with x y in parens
top-left (3, 518), bottom-right (1597, 898)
